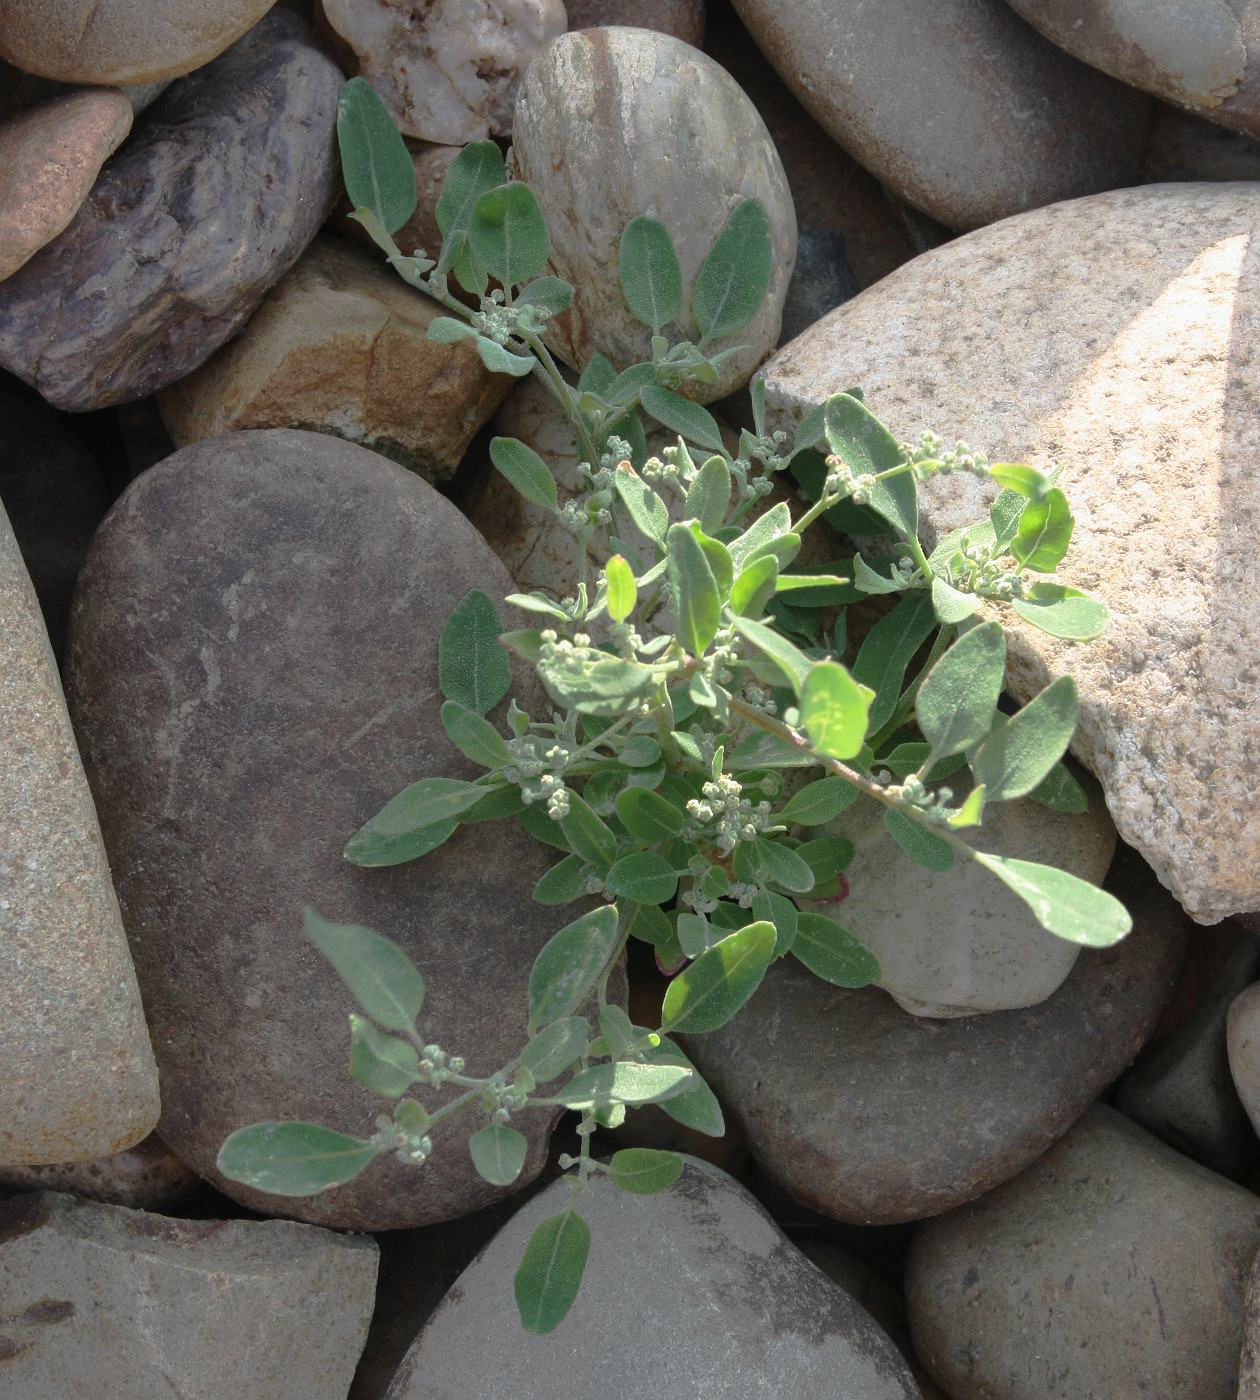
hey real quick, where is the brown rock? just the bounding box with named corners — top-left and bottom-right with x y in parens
top-left (1143, 101), bottom-right (1260, 182)
top-left (0, 1135), bottom-right (198, 1211)
top-left (159, 237), bottom-right (514, 481)
top-left (566, 0), bottom-right (704, 44)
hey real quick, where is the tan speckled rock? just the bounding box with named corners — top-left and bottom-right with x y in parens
top-left (510, 26), bottom-right (796, 402)
top-left (0, 90), bottom-right (132, 283)
top-left (758, 182), bottom-right (1260, 922)
top-left (323, 0), bottom-right (567, 143)
top-left (0, 0), bottom-right (274, 84)
top-left (0, 1135), bottom-right (197, 1211)
top-left (0, 503), bottom-right (158, 1166)
top-left (158, 238), bottom-right (513, 481)
top-left (728, 0), bottom-right (1149, 230)
top-left (565, 0), bottom-right (702, 43)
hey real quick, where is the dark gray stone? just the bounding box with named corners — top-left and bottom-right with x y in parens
top-left (0, 11), bottom-right (341, 411)
top-left (778, 228), bottom-right (859, 346)
top-left (684, 853), bottom-right (1183, 1224)
top-left (65, 429), bottom-right (573, 1230)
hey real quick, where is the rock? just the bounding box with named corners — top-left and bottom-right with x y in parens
top-left (65, 429), bottom-right (569, 1230)
top-left (1228, 982), bottom-right (1260, 1145)
top-left (0, 1135), bottom-right (198, 1212)
top-left (566, 0), bottom-right (704, 43)
top-left (1009, 0), bottom-right (1260, 141)
top-left (907, 1105), bottom-right (1260, 1400)
top-left (728, 0), bottom-right (1148, 230)
top-left (1241, 1250), bottom-right (1260, 1399)
top-left (778, 229), bottom-right (859, 345)
top-left (384, 1157), bottom-right (920, 1398)
top-left (1115, 925), bottom-right (1260, 1177)
top-left (0, 11), bottom-right (341, 412)
top-left (0, 89), bottom-right (132, 283)
top-left (1143, 102), bottom-right (1260, 183)
top-left (758, 183), bottom-right (1260, 923)
top-left (804, 782), bottom-right (1114, 1019)
top-left (335, 141), bottom-right (459, 267)
top-left (0, 1191), bottom-right (377, 1398)
top-left (684, 854), bottom-right (1182, 1224)
top-left (0, 500), bottom-right (157, 1166)
top-left (323, 0), bottom-right (566, 144)
top-left (0, 389), bottom-right (109, 659)
top-left (0, 63), bottom-right (169, 119)
top-left (158, 237), bottom-right (514, 481)
top-left (509, 26), bottom-right (796, 402)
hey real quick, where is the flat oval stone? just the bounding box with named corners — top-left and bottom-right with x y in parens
top-left (728, 0), bottom-right (1149, 230)
top-left (384, 1158), bottom-right (921, 1399)
top-left (684, 854), bottom-right (1183, 1224)
top-left (0, 501), bottom-right (158, 1166)
top-left (0, 10), bottom-right (341, 411)
top-left (65, 430), bottom-right (570, 1230)
top-left (907, 1105), bottom-right (1260, 1400)
top-left (758, 182), bottom-right (1260, 923)
top-left (510, 26), bottom-right (796, 402)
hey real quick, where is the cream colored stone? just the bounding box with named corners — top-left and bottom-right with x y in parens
top-left (323, 0), bottom-right (567, 143)
top-left (758, 183), bottom-right (1260, 922)
top-left (158, 237), bottom-right (514, 481)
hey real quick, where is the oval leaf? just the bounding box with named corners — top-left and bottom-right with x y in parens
top-left (440, 589), bottom-right (511, 715)
top-left (217, 1122), bottom-right (378, 1197)
top-left (916, 620), bottom-right (1007, 760)
top-left (469, 181), bottom-right (550, 288)
top-left (1011, 487), bottom-right (1074, 572)
top-left (528, 905), bottom-right (621, 1031)
top-left (304, 908), bottom-right (425, 1031)
top-left (490, 437), bottom-right (559, 513)
top-left (793, 911), bottom-right (880, 987)
top-left (667, 521), bottom-right (721, 659)
top-left (605, 554), bottom-right (637, 623)
top-left (469, 1123), bottom-right (528, 1186)
top-left (348, 1014), bottom-right (420, 1096)
top-left (515, 1211), bottom-right (590, 1335)
top-left (778, 776), bottom-right (860, 826)
top-left (972, 675), bottom-right (1079, 802)
top-left (610, 1147), bottom-right (684, 1195)
top-left (519, 1016), bottom-right (589, 1083)
top-left (619, 215), bottom-right (683, 332)
top-left (344, 778), bottom-right (486, 868)
top-left (640, 385), bottom-right (725, 454)
top-left (661, 921), bottom-right (776, 1033)
top-left (440, 700), bottom-right (513, 768)
top-left (615, 787), bottom-right (686, 842)
top-left (553, 1061), bottom-right (693, 1109)
top-left (972, 853), bottom-right (1132, 947)
top-left (691, 199), bottom-right (772, 344)
top-left (604, 850), bottom-right (678, 905)
top-left (336, 78), bottom-right (416, 235)
top-left (801, 661), bottom-right (873, 761)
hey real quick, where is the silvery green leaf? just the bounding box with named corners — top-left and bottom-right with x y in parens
top-left (515, 276), bottom-right (574, 317)
top-left (685, 455), bottom-right (733, 533)
top-left (610, 1148), bottom-right (684, 1195)
top-left (476, 336), bottom-right (535, 377)
top-left (1011, 584), bottom-right (1108, 640)
top-left (915, 620), bottom-right (1006, 760)
top-left (519, 1016), bottom-right (588, 1083)
top-left (551, 1061), bottom-right (693, 1109)
top-left (660, 921), bottom-right (776, 1033)
top-left (218, 1122), bottom-right (379, 1197)
top-left (440, 700), bottom-right (513, 769)
top-left (614, 462), bottom-right (669, 543)
top-left (605, 851), bottom-right (678, 905)
top-left (691, 199), bottom-right (773, 345)
top-left (638, 1033), bottom-right (725, 1136)
top-left (505, 592), bottom-right (569, 620)
top-left (667, 522), bottom-right (721, 659)
top-left (972, 675), bottom-right (1078, 802)
top-left (792, 912), bottom-right (879, 987)
top-left (468, 1124), bottom-right (528, 1187)
top-left (824, 393), bottom-right (917, 541)
top-left (348, 1014), bottom-right (420, 1097)
top-left (304, 908), bottom-right (425, 1030)
top-left (640, 385), bottom-right (725, 453)
top-left (972, 853), bottom-right (1131, 946)
top-left (336, 78), bottom-right (416, 235)
top-left (619, 215), bottom-right (684, 332)
top-left (532, 854), bottom-right (591, 906)
top-left (515, 1212), bottom-right (589, 1335)
top-left (1010, 487), bottom-right (1074, 572)
top-left (884, 808), bottom-right (955, 871)
top-left (440, 589), bottom-right (510, 715)
top-left (528, 905), bottom-right (621, 1031)
top-left (427, 316), bottom-right (478, 343)
top-left (931, 574), bottom-right (982, 624)
top-left (490, 436), bottom-right (559, 512)
top-left (468, 181), bottom-right (550, 288)
top-left (853, 554), bottom-right (906, 595)
top-left (852, 591), bottom-right (937, 732)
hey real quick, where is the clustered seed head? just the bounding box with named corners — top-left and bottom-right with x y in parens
top-left (686, 773), bottom-right (771, 854)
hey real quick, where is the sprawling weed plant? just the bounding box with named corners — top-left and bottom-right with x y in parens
top-left (219, 79), bottom-right (1128, 1332)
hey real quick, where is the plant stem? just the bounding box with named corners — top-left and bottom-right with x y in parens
top-left (522, 328), bottom-right (602, 470)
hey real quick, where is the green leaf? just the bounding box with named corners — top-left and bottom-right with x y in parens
top-left (614, 462), bottom-right (669, 543)
top-left (1011, 584), bottom-right (1109, 641)
top-left (661, 921), bottom-right (776, 1033)
top-left (469, 1123), bottom-right (528, 1186)
top-left (440, 700), bottom-right (513, 769)
top-left (792, 912), bottom-right (880, 987)
top-left (640, 386), bottom-right (725, 454)
top-left (559, 793), bottom-right (618, 870)
top-left (427, 316), bottom-right (477, 344)
top-left (774, 572), bottom-right (851, 601)
top-left (746, 837), bottom-right (816, 894)
top-left (506, 592), bottom-right (569, 621)
top-left (541, 653), bottom-right (657, 717)
top-left (691, 199), bottom-right (773, 344)
top-left (440, 590), bottom-right (511, 715)
top-left (434, 140), bottom-right (505, 289)
top-left (972, 853), bottom-right (1132, 947)
top-left (610, 1148), bottom-right (684, 1195)
top-left (528, 905), bottom-right (621, 1031)
top-left (916, 620), bottom-right (1006, 760)
top-left (304, 908), bottom-right (425, 1030)
top-left (795, 836), bottom-right (855, 890)
top-left (729, 553), bottom-right (779, 618)
top-left (801, 661), bottom-right (873, 761)
top-left (553, 1061), bottom-right (694, 1109)
top-left (1029, 760), bottom-right (1089, 813)
top-left (217, 1122), bottom-right (379, 1197)
top-left (677, 911), bottom-right (717, 958)
top-left (468, 181), bottom-right (550, 288)
top-left (946, 783), bottom-right (987, 829)
top-left (931, 575), bottom-right (981, 624)
top-left (615, 786), bottom-right (686, 842)
top-left (778, 776), bottom-right (861, 825)
top-left (667, 522), bottom-right (721, 658)
top-left (851, 592), bottom-right (937, 734)
top-left (1011, 487), bottom-right (1074, 572)
top-left (990, 488), bottom-right (1027, 551)
top-left (989, 463), bottom-right (1054, 500)
top-left (519, 1016), bottom-right (588, 1083)
top-left (689, 524), bottom-right (734, 598)
top-left (344, 777), bottom-right (486, 867)
top-left (336, 78), bottom-right (416, 235)
top-left (516, 276), bottom-right (574, 317)
top-left (516, 1210), bottom-right (590, 1335)
top-left (476, 336), bottom-right (535, 377)
top-left (605, 555), bottom-right (637, 623)
top-left (640, 1034), bottom-right (725, 1135)
top-left (344, 816), bottom-right (458, 868)
top-left (348, 1014), bottom-right (420, 1096)
top-left (824, 393), bottom-right (917, 541)
top-left (605, 850), bottom-right (678, 905)
top-left (490, 437), bottom-right (559, 513)
top-left (727, 501), bottom-right (792, 571)
top-left (972, 676), bottom-right (1078, 802)
top-left (619, 215), bottom-right (683, 333)
top-left (685, 455), bottom-right (733, 534)
top-left (728, 614), bottom-right (812, 695)
top-left (852, 554), bottom-right (906, 595)
top-left (750, 888), bottom-right (795, 955)
top-left (884, 808), bottom-right (955, 871)
top-left (533, 853), bottom-right (592, 906)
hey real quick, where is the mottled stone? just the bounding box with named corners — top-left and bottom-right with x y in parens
top-left (0, 11), bottom-right (341, 411)
top-left (778, 229), bottom-right (858, 345)
top-left (729, 0), bottom-right (1148, 230)
top-left (0, 1135), bottom-right (198, 1211)
top-left (159, 238), bottom-right (513, 480)
top-left (385, 1158), bottom-right (920, 1398)
top-left (1143, 102), bottom-right (1260, 183)
top-left (0, 89), bottom-right (132, 282)
top-left (566, 0), bottom-right (703, 43)
top-left (323, 0), bottom-right (566, 144)
top-left (509, 26), bottom-right (796, 402)
top-left (0, 501), bottom-right (157, 1166)
top-left (685, 855), bottom-right (1182, 1224)
top-left (907, 1106), bottom-right (1260, 1400)
top-left (66, 430), bottom-right (570, 1230)
top-left (759, 183), bottom-right (1260, 922)
top-left (1010, 0), bottom-right (1260, 140)
top-left (0, 1191), bottom-right (377, 1399)
top-left (335, 140), bottom-right (459, 267)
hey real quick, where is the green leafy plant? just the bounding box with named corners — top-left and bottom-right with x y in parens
top-left (219, 78), bottom-right (1128, 1333)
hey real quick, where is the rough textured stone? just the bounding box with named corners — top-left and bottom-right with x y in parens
top-left (1009, 0), bottom-right (1260, 141)
top-left (0, 0), bottom-right (274, 84)
top-left (0, 1135), bottom-right (198, 1211)
top-left (65, 429), bottom-right (570, 1230)
top-left (0, 89), bottom-right (132, 283)
top-left (0, 11), bottom-right (342, 411)
top-left (758, 183), bottom-right (1260, 922)
top-left (159, 237), bottom-right (514, 480)
top-left (805, 782), bottom-right (1113, 1018)
top-left (728, 0), bottom-right (1148, 230)
top-left (509, 26), bottom-right (796, 402)
top-left (0, 1191), bottom-right (377, 1398)
top-left (0, 501), bottom-right (157, 1167)
top-left (1228, 982), bottom-right (1260, 1144)
top-left (566, 0), bottom-right (703, 42)
top-left (385, 1158), bottom-right (920, 1399)
top-left (335, 140), bottom-right (459, 267)
top-left (1241, 1249), bottom-right (1260, 1399)
top-left (323, 0), bottom-right (566, 144)
top-left (907, 1105), bottom-right (1260, 1400)
top-left (685, 854), bottom-right (1182, 1224)
top-left (1143, 102), bottom-right (1260, 183)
